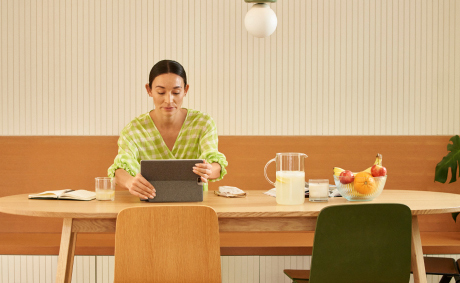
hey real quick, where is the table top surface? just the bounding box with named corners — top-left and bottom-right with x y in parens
top-left (1, 190), bottom-right (460, 219)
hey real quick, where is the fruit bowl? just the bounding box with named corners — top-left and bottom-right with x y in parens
top-left (333, 174), bottom-right (387, 201)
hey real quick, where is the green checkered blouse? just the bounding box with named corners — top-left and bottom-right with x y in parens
top-left (108, 109), bottom-right (228, 191)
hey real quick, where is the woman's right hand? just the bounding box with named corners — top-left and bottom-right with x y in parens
top-left (127, 173), bottom-right (156, 200)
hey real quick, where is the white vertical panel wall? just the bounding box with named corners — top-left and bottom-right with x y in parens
top-left (1, 0), bottom-right (460, 136)
top-left (1, 255), bottom-right (460, 283)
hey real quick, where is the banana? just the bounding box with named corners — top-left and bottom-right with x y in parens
top-left (333, 167), bottom-right (345, 177)
top-left (334, 154), bottom-right (383, 177)
top-left (374, 153), bottom-right (383, 166)
top-left (360, 167), bottom-right (372, 174)
top-left (356, 154), bottom-right (382, 175)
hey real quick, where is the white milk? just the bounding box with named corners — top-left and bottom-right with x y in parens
top-left (96, 189), bottom-right (115, 201)
top-left (275, 171), bottom-right (306, 205)
top-left (308, 182), bottom-right (329, 202)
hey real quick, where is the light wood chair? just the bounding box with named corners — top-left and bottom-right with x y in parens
top-left (114, 205), bottom-right (221, 283)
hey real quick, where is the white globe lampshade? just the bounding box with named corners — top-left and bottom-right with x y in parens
top-left (244, 3), bottom-right (277, 38)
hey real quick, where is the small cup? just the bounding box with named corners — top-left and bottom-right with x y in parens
top-left (95, 177), bottom-right (115, 201)
top-left (309, 179), bottom-right (329, 202)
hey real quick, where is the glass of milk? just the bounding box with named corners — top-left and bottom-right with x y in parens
top-left (308, 179), bottom-right (329, 202)
top-left (264, 153), bottom-right (307, 205)
top-left (95, 177), bottom-right (115, 201)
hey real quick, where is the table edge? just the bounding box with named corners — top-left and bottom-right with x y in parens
top-left (1, 190), bottom-right (460, 219)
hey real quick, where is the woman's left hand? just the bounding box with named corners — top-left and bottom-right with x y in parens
top-left (193, 160), bottom-right (213, 183)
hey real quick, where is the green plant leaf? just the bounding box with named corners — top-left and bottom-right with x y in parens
top-left (452, 212), bottom-right (459, 223)
top-left (435, 135), bottom-right (460, 184)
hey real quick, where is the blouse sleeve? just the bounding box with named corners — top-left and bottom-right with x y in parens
top-left (107, 132), bottom-right (141, 178)
top-left (198, 117), bottom-right (228, 182)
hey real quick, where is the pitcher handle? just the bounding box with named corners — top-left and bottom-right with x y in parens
top-left (264, 158), bottom-right (276, 187)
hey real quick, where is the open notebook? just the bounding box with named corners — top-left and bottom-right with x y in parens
top-left (28, 189), bottom-right (96, 201)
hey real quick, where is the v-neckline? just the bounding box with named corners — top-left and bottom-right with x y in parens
top-left (148, 109), bottom-right (189, 158)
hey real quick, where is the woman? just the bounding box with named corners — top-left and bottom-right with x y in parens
top-left (108, 60), bottom-right (227, 200)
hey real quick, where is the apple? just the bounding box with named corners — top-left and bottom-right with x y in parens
top-left (339, 170), bottom-right (355, 184)
top-left (371, 165), bottom-right (387, 177)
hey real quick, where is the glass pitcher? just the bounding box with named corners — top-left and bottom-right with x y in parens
top-left (264, 153), bottom-right (307, 205)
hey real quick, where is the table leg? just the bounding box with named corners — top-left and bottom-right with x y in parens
top-left (56, 218), bottom-right (77, 283)
top-left (411, 215), bottom-right (427, 283)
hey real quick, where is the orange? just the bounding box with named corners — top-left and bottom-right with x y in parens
top-left (354, 172), bottom-right (377, 195)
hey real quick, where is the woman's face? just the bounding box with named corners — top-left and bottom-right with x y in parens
top-left (146, 73), bottom-right (189, 116)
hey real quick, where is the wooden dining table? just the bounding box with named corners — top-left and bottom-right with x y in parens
top-left (1, 189), bottom-right (460, 283)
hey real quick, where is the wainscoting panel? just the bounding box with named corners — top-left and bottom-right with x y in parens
top-left (0, 255), bottom-right (459, 283)
top-left (1, 0), bottom-right (459, 136)
top-left (72, 256), bottom-right (96, 283)
top-left (259, 256), bottom-right (311, 283)
top-left (0, 255), bottom-right (57, 283)
top-left (95, 256), bottom-right (113, 283)
top-left (221, 256), bottom-right (260, 283)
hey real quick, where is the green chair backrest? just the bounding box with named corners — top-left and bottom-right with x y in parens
top-left (309, 203), bottom-right (412, 283)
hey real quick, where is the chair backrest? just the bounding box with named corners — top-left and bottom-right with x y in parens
top-left (114, 205), bottom-right (221, 283)
top-left (309, 203), bottom-right (412, 283)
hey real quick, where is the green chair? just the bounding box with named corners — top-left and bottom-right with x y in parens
top-left (284, 203), bottom-right (412, 283)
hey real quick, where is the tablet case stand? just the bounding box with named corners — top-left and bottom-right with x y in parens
top-left (140, 160), bottom-right (204, 203)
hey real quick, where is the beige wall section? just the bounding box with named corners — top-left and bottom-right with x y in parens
top-left (0, 0), bottom-right (459, 136)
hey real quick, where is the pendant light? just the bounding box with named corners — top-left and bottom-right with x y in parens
top-left (244, 0), bottom-right (278, 38)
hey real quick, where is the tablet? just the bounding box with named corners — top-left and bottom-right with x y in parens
top-left (140, 159), bottom-right (204, 203)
